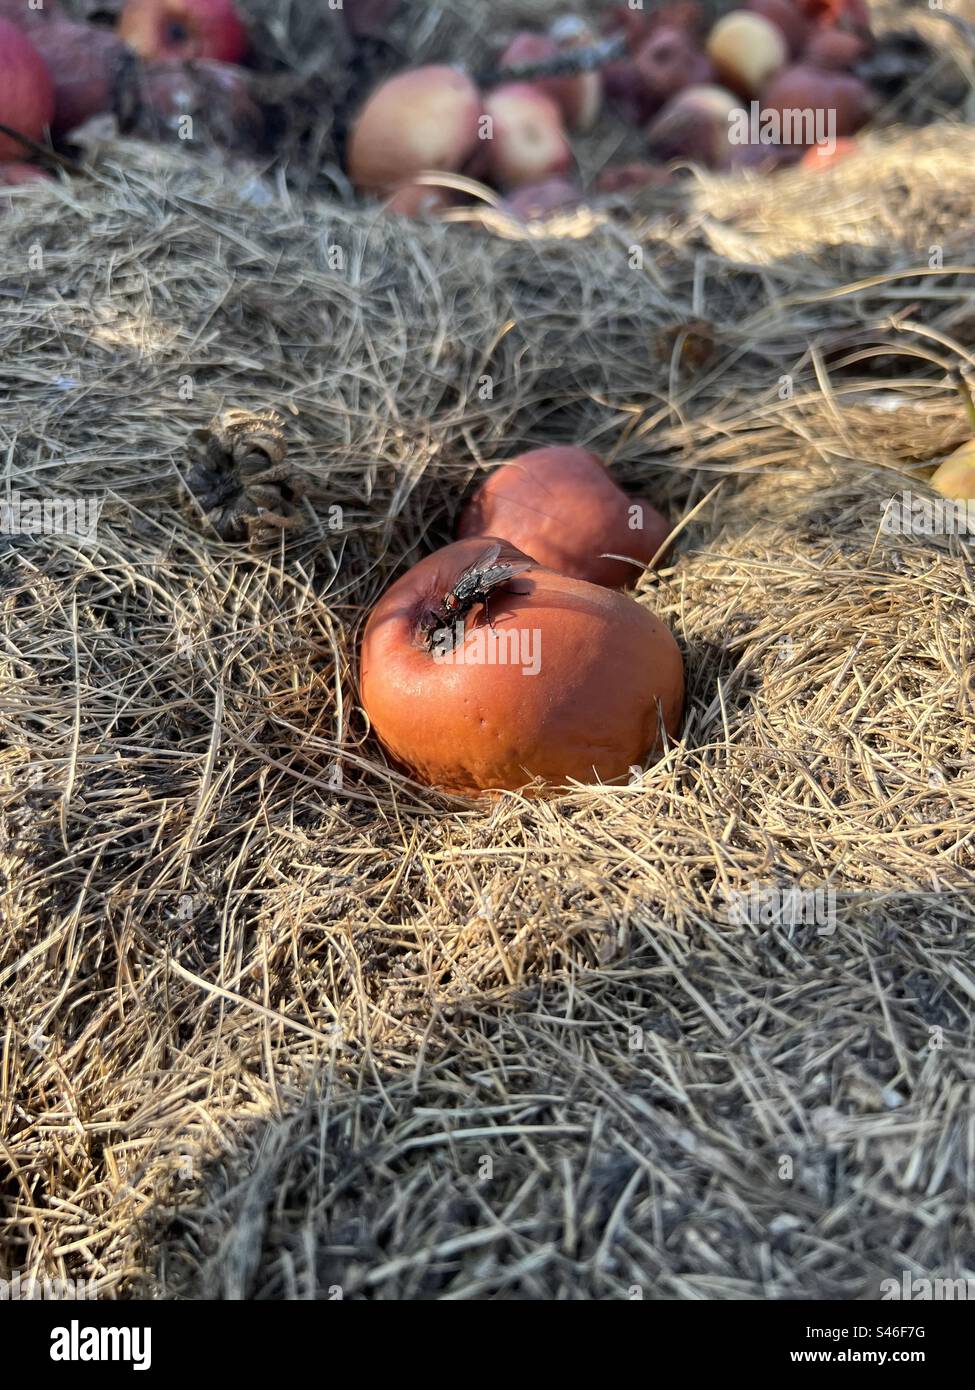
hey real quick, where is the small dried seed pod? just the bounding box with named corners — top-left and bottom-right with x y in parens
top-left (183, 408), bottom-right (306, 546)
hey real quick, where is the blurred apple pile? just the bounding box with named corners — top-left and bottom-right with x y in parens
top-left (0, 0), bottom-right (261, 183)
top-left (0, 0), bottom-right (937, 206)
top-left (348, 0), bottom-right (891, 220)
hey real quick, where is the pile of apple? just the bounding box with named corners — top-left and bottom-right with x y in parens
top-left (347, 0), bottom-right (880, 217)
top-left (360, 445), bottom-right (684, 796)
top-left (0, 0), bottom-right (251, 185)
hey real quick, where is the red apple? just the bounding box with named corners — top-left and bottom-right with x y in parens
top-left (457, 446), bottom-right (672, 589)
top-left (762, 63), bottom-right (875, 145)
top-left (117, 0), bottom-right (247, 63)
top-left (803, 27), bottom-right (867, 70)
top-left (499, 32), bottom-right (553, 72)
top-left (499, 29), bottom-right (598, 132)
top-left (645, 84), bottom-right (739, 170)
top-left (0, 161), bottom-right (53, 185)
top-left (744, 0), bottom-right (811, 58)
top-left (595, 161), bottom-right (672, 194)
top-left (382, 180), bottom-right (457, 217)
top-left (603, 61), bottom-right (658, 126)
top-left (799, 135), bottom-right (856, 168)
top-left (798, 0), bottom-right (871, 35)
top-left (29, 20), bottom-right (131, 135)
top-left (360, 537), bottom-right (684, 795)
top-left (348, 65), bottom-right (482, 193)
top-left (707, 11), bottom-right (788, 97)
top-left (500, 177), bottom-right (583, 222)
top-left (481, 83), bottom-right (572, 190)
top-left (633, 26), bottom-right (713, 115)
top-left (0, 19), bottom-right (55, 161)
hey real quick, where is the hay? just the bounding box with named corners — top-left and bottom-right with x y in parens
top-left (1, 2), bottom-right (974, 1301)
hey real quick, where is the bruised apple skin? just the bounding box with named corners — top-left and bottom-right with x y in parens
top-left (457, 446), bottom-right (670, 589)
top-left (360, 538), bottom-right (685, 795)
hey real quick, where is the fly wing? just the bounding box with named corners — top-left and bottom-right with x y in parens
top-left (483, 557), bottom-right (534, 588)
top-left (468, 540), bottom-right (502, 573)
top-left (449, 542), bottom-right (503, 596)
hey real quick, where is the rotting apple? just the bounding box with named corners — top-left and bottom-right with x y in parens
top-left (762, 62), bottom-right (875, 143)
top-left (633, 26), bottom-right (713, 116)
top-left (803, 26), bottom-right (867, 70)
top-left (347, 65), bottom-right (482, 193)
top-left (603, 60), bottom-right (658, 126)
top-left (359, 536), bottom-right (684, 795)
top-left (457, 446), bottom-right (671, 590)
top-left (29, 20), bottom-right (132, 135)
top-left (117, 0), bottom-right (247, 63)
top-left (499, 177), bottom-right (583, 222)
top-left (498, 31), bottom-right (598, 132)
top-left (645, 83), bottom-right (739, 170)
top-left (706, 11), bottom-right (787, 97)
top-left (480, 82), bottom-right (572, 190)
top-left (0, 20), bottom-right (55, 162)
top-left (744, 0), bottom-right (811, 58)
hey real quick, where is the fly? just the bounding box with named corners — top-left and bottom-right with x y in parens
top-left (420, 541), bottom-right (532, 651)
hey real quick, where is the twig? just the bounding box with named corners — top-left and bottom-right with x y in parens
top-left (0, 120), bottom-right (88, 177)
top-left (476, 34), bottom-right (627, 89)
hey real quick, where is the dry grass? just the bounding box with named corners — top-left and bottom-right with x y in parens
top-left (1, 0), bottom-right (974, 1301)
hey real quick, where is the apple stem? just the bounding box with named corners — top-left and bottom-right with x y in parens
top-left (952, 367), bottom-right (975, 433)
